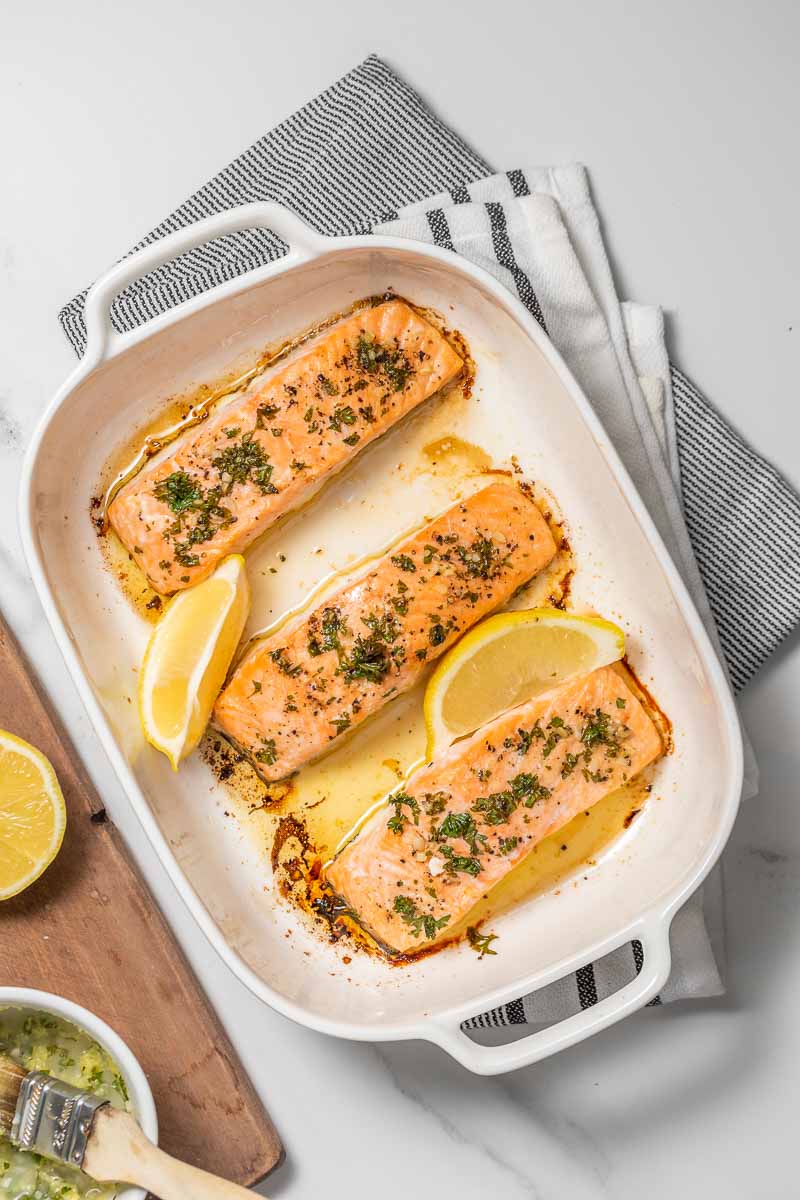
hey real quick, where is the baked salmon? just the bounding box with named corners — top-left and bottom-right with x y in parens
top-left (214, 482), bottom-right (557, 780)
top-left (109, 300), bottom-right (463, 594)
top-left (325, 665), bottom-right (662, 955)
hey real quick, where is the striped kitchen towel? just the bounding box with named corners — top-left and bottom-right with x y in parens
top-left (58, 54), bottom-right (800, 1024)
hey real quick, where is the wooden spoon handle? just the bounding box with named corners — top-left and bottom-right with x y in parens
top-left (84, 1107), bottom-right (258, 1199)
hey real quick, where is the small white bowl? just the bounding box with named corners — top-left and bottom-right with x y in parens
top-left (0, 987), bottom-right (158, 1200)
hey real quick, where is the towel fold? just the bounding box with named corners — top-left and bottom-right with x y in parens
top-left (58, 54), bottom-right (800, 1027)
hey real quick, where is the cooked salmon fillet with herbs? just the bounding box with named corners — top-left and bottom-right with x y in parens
top-left (325, 665), bottom-right (663, 956)
top-left (109, 300), bottom-right (463, 594)
top-left (213, 482), bottom-right (557, 780)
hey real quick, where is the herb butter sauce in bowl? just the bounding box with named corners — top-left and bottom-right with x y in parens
top-left (0, 989), bottom-right (156, 1200)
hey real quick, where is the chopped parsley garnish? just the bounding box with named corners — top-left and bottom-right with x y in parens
top-left (328, 404), bottom-right (356, 430)
top-left (338, 634), bottom-right (390, 684)
top-left (440, 846), bottom-right (481, 876)
top-left (163, 482), bottom-right (235, 565)
top-left (471, 772), bottom-right (550, 826)
top-left (466, 926), bottom-right (499, 958)
top-left (433, 810), bottom-right (486, 855)
top-left (583, 767), bottom-right (610, 783)
top-left (343, 432), bottom-right (360, 446)
top-left (505, 724), bottom-right (543, 755)
top-left (254, 739), bottom-right (277, 766)
top-left (84, 1066), bottom-right (104, 1090)
top-left (319, 374), bottom-right (340, 396)
top-left (363, 611), bottom-right (401, 643)
top-left (269, 647), bottom-right (302, 677)
top-left (393, 895), bottom-right (450, 941)
top-left (423, 791), bottom-right (449, 815)
top-left (153, 470), bottom-right (202, 514)
top-left (455, 534), bottom-right (508, 579)
top-left (510, 772), bottom-right (551, 806)
top-left (579, 708), bottom-right (623, 757)
top-left (331, 712), bottom-right (352, 734)
top-left (429, 623), bottom-right (447, 647)
top-left (499, 837), bottom-right (519, 855)
top-left (212, 431), bottom-right (277, 494)
top-left (437, 810), bottom-right (475, 840)
top-left (387, 790), bottom-right (420, 834)
top-left (308, 606), bottom-right (348, 656)
top-left (255, 403), bottom-right (280, 428)
top-left (542, 715), bottom-right (574, 758)
top-left (471, 790), bottom-right (517, 826)
top-left (561, 752), bottom-right (580, 778)
top-left (391, 554), bottom-right (416, 573)
top-left (616, 697), bottom-right (627, 708)
top-left (355, 332), bottom-right (415, 393)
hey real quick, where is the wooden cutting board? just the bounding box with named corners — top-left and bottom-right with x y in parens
top-left (0, 615), bottom-right (282, 1187)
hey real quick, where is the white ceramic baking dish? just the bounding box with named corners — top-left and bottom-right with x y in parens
top-left (0, 986), bottom-right (157, 1200)
top-left (20, 203), bottom-right (743, 1076)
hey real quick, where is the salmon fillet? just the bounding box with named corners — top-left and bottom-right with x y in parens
top-left (325, 665), bottom-right (663, 955)
top-left (214, 482), bottom-right (557, 780)
top-left (109, 301), bottom-right (463, 593)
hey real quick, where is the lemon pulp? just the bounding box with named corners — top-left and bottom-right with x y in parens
top-left (0, 731), bottom-right (66, 900)
top-left (139, 555), bottom-right (250, 768)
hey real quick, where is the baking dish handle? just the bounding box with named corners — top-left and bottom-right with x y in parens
top-left (428, 918), bottom-right (672, 1076)
top-left (81, 202), bottom-right (326, 365)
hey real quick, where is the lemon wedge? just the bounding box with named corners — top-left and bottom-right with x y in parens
top-left (139, 555), bottom-right (250, 768)
top-left (0, 730), bottom-right (66, 900)
top-left (424, 608), bottom-right (625, 758)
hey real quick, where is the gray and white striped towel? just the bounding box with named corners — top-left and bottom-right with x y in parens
top-left (59, 55), bottom-right (800, 1028)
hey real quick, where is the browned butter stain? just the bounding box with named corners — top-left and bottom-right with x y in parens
top-left (615, 657), bottom-right (673, 754)
top-left (421, 434), bottom-right (492, 476)
top-left (202, 734), bottom-right (290, 810)
top-left (100, 528), bottom-right (163, 623)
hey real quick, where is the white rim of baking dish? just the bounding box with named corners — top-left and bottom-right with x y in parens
top-left (0, 986), bottom-right (158, 1200)
top-left (19, 203), bottom-right (744, 1075)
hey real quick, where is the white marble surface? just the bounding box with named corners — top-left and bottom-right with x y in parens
top-left (2, 2), bottom-right (799, 1195)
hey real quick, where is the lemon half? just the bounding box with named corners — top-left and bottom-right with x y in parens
top-left (0, 730), bottom-right (66, 900)
top-left (139, 555), bottom-right (251, 769)
top-left (424, 608), bottom-right (625, 758)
